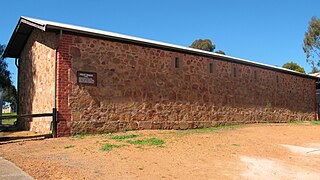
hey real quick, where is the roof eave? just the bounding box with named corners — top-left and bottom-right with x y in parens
top-left (3, 16), bottom-right (319, 80)
top-left (3, 17), bottom-right (46, 58)
top-left (45, 24), bottom-right (318, 79)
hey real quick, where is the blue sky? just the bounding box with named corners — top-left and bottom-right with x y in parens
top-left (1, 0), bottom-right (320, 86)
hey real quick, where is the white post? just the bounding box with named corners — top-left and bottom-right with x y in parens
top-left (0, 84), bottom-right (3, 125)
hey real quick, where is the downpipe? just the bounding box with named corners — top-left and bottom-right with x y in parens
top-left (52, 30), bottom-right (63, 138)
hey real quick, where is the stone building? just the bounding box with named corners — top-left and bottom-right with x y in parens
top-left (3, 17), bottom-right (318, 136)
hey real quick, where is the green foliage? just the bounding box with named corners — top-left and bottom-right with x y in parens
top-left (3, 84), bottom-right (17, 109)
top-left (287, 121), bottom-right (305, 124)
top-left (190, 39), bottom-right (215, 52)
top-left (0, 44), bottom-right (12, 88)
top-left (303, 16), bottom-right (320, 69)
top-left (186, 124), bottom-right (239, 133)
top-left (215, 50), bottom-right (226, 55)
top-left (100, 143), bottom-right (125, 151)
top-left (126, 138), bottom-right (165, 146)
top-left (135, 146), bottom-right (145, 149)
top-left (282, 62), bottom-right (306, 73)
top-left (1, 112), bottom-right (17, 125)
top-left (311, 120), bottom-right (320, 125)
top-left (310, 66), bottom-right (320, 73)
top-left (64, 145), bottom-right (75, 149)
top-left (0, 44), bottom-right (16, 111)
top-left (109, 134), bottom-right (139, 141)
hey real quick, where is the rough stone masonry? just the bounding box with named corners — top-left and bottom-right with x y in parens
top-left (12, 19), bottom-right (316, 136)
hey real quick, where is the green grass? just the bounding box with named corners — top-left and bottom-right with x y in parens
top-left (185, 124), bottom-right (240, 133)
top-left (232, 144), bottom-right (240, 147)
top-left (109, 134), bottom-right (139, 141)
top-left (286, 121), bottom-right (320, 125)
top-left (287, 121), bottom-right (306, 124)
top-left (311, 120), bottom-right (320, 125)
top-left (64, 145), bottom-right (75, 149)
top-left (72, 134), bottom-right (94, 139)
top-left (135, 146), bottom-right (145, 149)
top-left (1, 112), bottom-right (17, 125)
top-left (100, 143), bottom-right (127, 151)
top-left (126, 138), bottom-right (165, 146)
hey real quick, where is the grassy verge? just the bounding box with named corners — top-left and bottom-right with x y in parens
top-left (311, 120), bottom-right (320, 125)
top-left (109, 134), bottom-right (139, 141)
top-left (126, 138), bottom-right (165, 146)
top-left (182, 124), bottom-right (241, 134)
top-left (1, 112), bottom-right (17, 125)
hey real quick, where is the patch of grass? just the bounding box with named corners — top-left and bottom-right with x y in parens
top-left (1, 112), bottom-right (17, 125)
top-left (72, 134), bottom-right (94, 139)
top-left (311, 120), bottom-right (320, 125)
top-left (232, 144), bottom-right (240, 147)
top-left (110, 134), bottom-right (139, 141)
top-left (126, 138), bottom-right (165, 146)
top-left (135, 146), bottom-right (145, 149)
top-left (64, 145), bottom-right (75, 149)
top-left (100, 143), bottom-right (127, 151)
top-left (186, 124), bottom-right (240, 133)
top-left (287, 121), bottom-right (305, 124)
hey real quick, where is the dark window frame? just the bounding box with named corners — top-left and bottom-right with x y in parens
top-left (209, 62), bottom-right (214, 74)
top-left (174, 57), bottom-right (180, 69)
top-left (233, 67), bottom-right (237, 77)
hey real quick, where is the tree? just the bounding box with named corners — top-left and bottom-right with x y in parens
top-left (0, 44), bottom-right (17, 110)
top-left (310, 66), bottom-right (320, 73)
top-left (0, 44), bottom-right (11, 88)
top-left (190, 39), bottom-right (215, 52)
top-left (3, 84), bottom-right (17, 111)
top-left (282, 62), bottom-right (306, 74)
top-left (215, 50), bottom-right (226, 55)
top-left (303, 16), bottom-right (320, 68)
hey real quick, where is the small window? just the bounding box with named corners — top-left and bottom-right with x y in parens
top-left (209, 63), bottom-right (214, 74)
top-left (174, 57), bottom-right (180, 69)
top-left (233, 67), bottom-right (237, 77)
top-left (276, 75), bottom-right (279, 83)
top-left (254, 71), bottom-right (257, 80)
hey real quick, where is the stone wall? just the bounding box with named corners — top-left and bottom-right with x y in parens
top-left (19, 29), bottom-right (56, 133)
top-left (56, 33), bottom-right (316, 135)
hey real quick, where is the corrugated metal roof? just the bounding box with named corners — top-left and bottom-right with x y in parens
top-left (4, 16), bottom-right (318, 79)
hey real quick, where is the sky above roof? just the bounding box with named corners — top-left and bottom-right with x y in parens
top-left (1, 0), bottom-right (320, 86)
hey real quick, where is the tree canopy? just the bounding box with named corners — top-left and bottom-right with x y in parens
top-left (190, 39), bottom-right (215, 52)
top-left (282, 62), bottom-right (306, 74)
top-left (303, 16), bottom-right (320, 69)
top-left (310, 66), bottom-right (320, 73)
top-left (0, 44), bottom-right (17, 109)
top-left (215, 50), bottom-right (226, 55)
top-left (0, 44), bottom-right (11, 88)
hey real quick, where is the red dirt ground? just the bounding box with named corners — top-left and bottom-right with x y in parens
top-left (1, 123), bottom-right (320, 179)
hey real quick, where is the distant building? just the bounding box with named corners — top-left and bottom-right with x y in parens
top-left (3, 17), bottom-right (319, 136)
top-left (2, 104), bottom-right (12, 114)
top-left (310, 72), bottom-right (320, 119)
